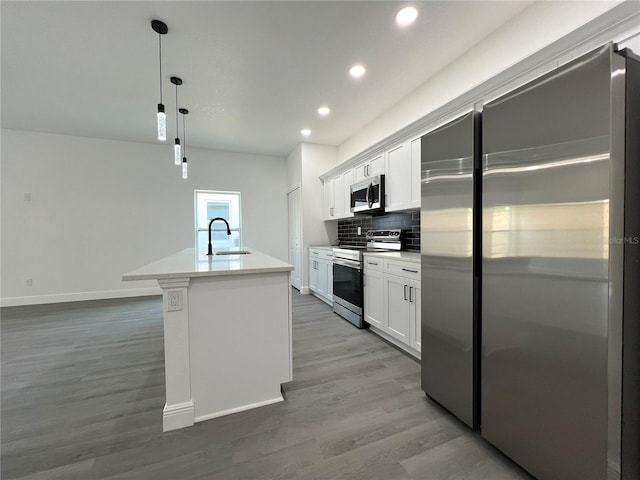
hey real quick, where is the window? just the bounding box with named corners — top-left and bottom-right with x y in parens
top-left (194, 190), bottom-right (242, 258)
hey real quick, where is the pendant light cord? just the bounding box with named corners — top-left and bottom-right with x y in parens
top-left (175, 84), bottom-right (179, 138)
top-left (158, 35), bottom-right (163, 103)
top-left (182, 114), bottom-right (186, 156)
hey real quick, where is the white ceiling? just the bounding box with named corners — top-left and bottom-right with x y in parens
top-left (1, 1), bottom-right (532, 157)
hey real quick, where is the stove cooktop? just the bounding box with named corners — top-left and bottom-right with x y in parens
top-left (336, 245), bottom-right (367, 250)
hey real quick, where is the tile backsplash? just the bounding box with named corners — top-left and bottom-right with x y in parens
top-left (337, 209), bottom-right (420, 251)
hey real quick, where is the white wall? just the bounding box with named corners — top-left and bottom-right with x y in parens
top-left (286, 143), bottom-right (338, 292)
top-left (301, 143), bottom-right (338, 291)
top-left (286, 144), bottom-right (302, 192)
top-left (337, 0), bottom-right (631, 164)
top-left (1, 129), bottom-right (288, 305)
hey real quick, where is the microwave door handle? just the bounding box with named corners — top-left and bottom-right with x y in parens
top-left (365, 183), bottom-right (369, 207)
top-left (368, 183), bottom-right (373, 208)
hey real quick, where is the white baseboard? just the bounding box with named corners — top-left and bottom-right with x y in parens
top-left (0, 287), bottom-right (162, 307)
top-left (194, 395), bottom-right (284, 424)
top-left (163, 401), bottom-right (195, 432)
top-left (369, 326), bottom-right (421, 361)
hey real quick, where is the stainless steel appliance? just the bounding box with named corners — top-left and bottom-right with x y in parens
top-left (420, 111), bottom-right (480, 429)
top-left (333, 229), bottom-right (402, 328)
top-left (332, 247), bottom-right (365, 328)
top-left (350, 175), bottom-right (385, 213)
top-left (481, 44), bottom-right (639, 480)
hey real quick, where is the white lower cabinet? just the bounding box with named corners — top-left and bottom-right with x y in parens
top-left (411, 283), bottom-right (421, 351)
top-left (385, 274), bottom-right (413, 343)
top-left (308, 248), bottom-right (333, 305)
top-left (364, 269), bottom-right (384, 328)
top-left (364, 255), bottom-right (421, 358)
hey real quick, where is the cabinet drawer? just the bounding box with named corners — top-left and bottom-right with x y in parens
top-left (384, 260), bottom-right (421, 279)
top-left (364, 257), bottom-right (383, 271)
top-left (309, 248), bottom-right (333, 259)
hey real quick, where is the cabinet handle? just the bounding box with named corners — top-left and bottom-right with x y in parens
top-left (402, 268), bottom-right (418, 273)
top-left (409, 286), bottom-right (414, 303)
top-left (366, 165), bottom-right (369, 176)
top-left (368, 261), bottom-right (379, 266)
top-left (404, 284), bottom-right (408, 301)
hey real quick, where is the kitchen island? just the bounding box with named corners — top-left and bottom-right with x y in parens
top-left (123, 248), bottom-right (293, 432)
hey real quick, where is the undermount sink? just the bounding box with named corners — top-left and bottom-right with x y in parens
top-left (215, 250), bottom-right (251, 255)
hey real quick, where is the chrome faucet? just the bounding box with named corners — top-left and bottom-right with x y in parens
top-left (207, 217), bottom-right (232, 256)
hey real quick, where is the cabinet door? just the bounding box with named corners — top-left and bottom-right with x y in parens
top-left (325, 257), bottom-right (334, 300)
top-left (342, 168), bottom-right (354, 218)
top-left (323, 179), bottom-right (334, 220)
top-left (317, 259), bottom-right (329, 296)
top-left (364, 269), bottom-right (384, 328)
top-left (333, 173), bottom-right (344, 218)
top-left (308, 257), bottom-right (319, 292)
top-left (354, 162), bottom-right (368, 182)
top-left (410, 281), bottom-right (421, 351)
top-left (410, 137), bottom-right (421, 209)
top-left (368, 153), bottom-right (384, 177)
top-left (385, 141), bottom-right (409, 212)
top-left (385, 274), bottom-right (411, 344)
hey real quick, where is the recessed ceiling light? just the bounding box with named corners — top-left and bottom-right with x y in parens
top-left (349, 64), bottom-right (366, 78)
top-left (318, 106), bottom-right (331, 116)
top-left (301, 128), bottom-right (311, 136)
top-left (396, 6), bottom-right (418, 26)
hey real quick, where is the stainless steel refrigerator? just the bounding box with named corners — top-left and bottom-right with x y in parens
top-left (481, 44), bottom-right (639, 480)
top-left (420, 111), bottom-right (480, 428)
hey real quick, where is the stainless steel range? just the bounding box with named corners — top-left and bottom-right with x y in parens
top-left (332, 230), bottom-right (402, 328)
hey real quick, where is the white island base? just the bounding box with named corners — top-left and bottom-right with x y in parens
top-left (123, 248), bottom-right (293, 432)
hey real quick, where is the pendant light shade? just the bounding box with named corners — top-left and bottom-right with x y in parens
top-left (151, 20), bottom-right (168, 141)
top-left (157, 105), bottom-right (166, 141)
top-left (180, 108), bottom-right (189, 179)
top-left (174, 140), bottom-right (181, 165)
top-left (171, 77), bottom-right (183, 164)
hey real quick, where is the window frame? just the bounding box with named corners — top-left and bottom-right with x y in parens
top-left (194, 190), bottom-right (242, 255)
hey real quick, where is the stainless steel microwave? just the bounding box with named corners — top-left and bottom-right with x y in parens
top-left (350, 175), bottom-right (385, 213)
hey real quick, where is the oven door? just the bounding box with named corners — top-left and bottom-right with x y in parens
top-left (332, 259), bottom-right (363, 314)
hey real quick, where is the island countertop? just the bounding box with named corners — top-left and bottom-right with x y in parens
top-left (122, 248), bottom-right (293, 281)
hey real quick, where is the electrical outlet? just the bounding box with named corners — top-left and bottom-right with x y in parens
top-left (167, 290), bottom-right (183, 312)
top-left (357, 227), bottom-right (362, 235)
top-left (26, 279), bottom-right (33, 287)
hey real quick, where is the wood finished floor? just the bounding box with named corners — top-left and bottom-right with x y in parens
top-left (1, 291), bottom-right (534, 480)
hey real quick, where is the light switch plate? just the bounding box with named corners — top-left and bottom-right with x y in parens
top-left (167, 290), bottom-right (183, 311)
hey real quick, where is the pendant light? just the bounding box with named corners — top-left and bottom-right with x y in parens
top-left (170, 77), bottom-right (183, 164)
top-left (180, 108), bottom-right (189, 179)
top-left (151, 20), bottom-right (168, 141)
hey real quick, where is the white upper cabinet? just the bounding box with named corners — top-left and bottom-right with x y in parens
top-left (323, 177), bottom-right (334, 220)
top-left (409, 136), bottom-right (421, 209)
top-left (341, 168), bottom-right (354, 218)
top-left (323, 167), bottom-right (354, 220)
top-left (385, 137), bottom-right (421, 212)
top-left (354, 153), bottom-right (384, 182)
top-left (384, 141), bottom-right (410, 212)
top-left (333, 173), bottom-right (344, 219)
